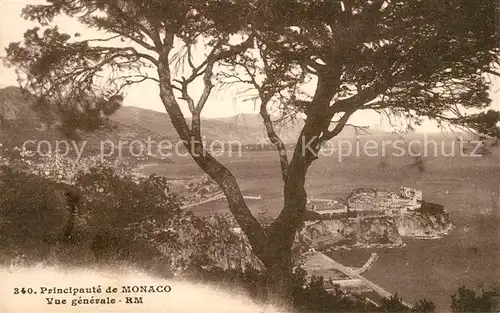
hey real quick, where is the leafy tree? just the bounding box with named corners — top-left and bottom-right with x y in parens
top-left (379, 294), bottom-right (411, 312)
top-left (76, 167), bottom-right (181, 229)
top-left (292, 274), bottom-right (375, 312)
top-left (4, 0), bottom-right (500, 307)
top-left (0, 166), bottom-right (67, 254)
top-left (377, 294), bottom-right (436, 313)
top-left (412, 299), bottom-right (436, 313)
top-left (451, 286), bottom-right (500, 312)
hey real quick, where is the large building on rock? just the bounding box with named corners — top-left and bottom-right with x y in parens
top-left (305, 186), bottom-right (424, 220)
top-left (346, 187), bottom-right (422, 217)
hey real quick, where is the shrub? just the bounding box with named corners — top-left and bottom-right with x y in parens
top-left (75, 166), bottom-right (181, 230)
top-left (0, 163), bottom-right (181, 267)
top-left (0, 166), bottom-right (68, 264)
top-left (72, 166), bottom-right (184, 269)
top-left (451, 286), bottom-right (500, 312)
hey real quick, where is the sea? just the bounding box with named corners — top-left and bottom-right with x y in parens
top-left (144, 150), bottom-right (500, 311)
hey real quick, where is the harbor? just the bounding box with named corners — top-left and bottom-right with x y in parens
top-left (301, 250), bottom-right (413, 308)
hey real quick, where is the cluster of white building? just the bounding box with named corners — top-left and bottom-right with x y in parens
top-left (308, 186), bottom-right (423, 218)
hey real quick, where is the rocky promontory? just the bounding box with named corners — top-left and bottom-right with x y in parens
top-left (298, 217), bottom-right (403, 249)
top-left (297, 188), bottom-right (454, 249)
top-left (396, 201), bottom-right (454, 238)
top-left (298, 208), bottom-right (453, 250)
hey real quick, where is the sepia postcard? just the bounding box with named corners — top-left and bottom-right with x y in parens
top-left (0, 0), bottom-right (499, 312)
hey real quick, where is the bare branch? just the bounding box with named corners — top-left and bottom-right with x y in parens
top-left (182, 36), bottom-right (255, 138)
top-left (186, 45), bottom-right (197, 71)
top-left (175, 78), bottom-right (197, 115)
top-left (260, 99), bottom-right (289, 182)
top-left (482, 67), bottom-right (500, 77)
top-left (197, 65), bottom-right (213, 112)
top-left (113, 74), bottom-right (159, 94)
top-left (321, 109), bottom-right (356, 142)
top-left (79, 34), bottom-right (122, 43)
top-left (345, 124), bottom-right (371, 135)
top-left (330, 82), bottom-right (385, 114)
top-left (156, 49), bottom-right (269, 256)
top-left (210, 34), bottom-right (256, 63)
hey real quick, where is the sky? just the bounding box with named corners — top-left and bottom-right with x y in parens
top-left (1, 0), bottom-right (499, 132)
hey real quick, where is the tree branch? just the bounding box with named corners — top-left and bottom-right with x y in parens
top-left (481, 67), bottom-right (500, 77)
top-left (106, 1), bottom-right (163, 50)
top-left (229, 51), bottom-right (290, 182)
top-left (260, 99), bottom-right (289, 182)
top-left (157, 53), bottom-right (268, 256)
top-left (113, 74), bottom-right (158, 95)
top-left (321, 109), bottom-right (357, 142)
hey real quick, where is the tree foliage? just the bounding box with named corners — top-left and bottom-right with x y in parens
top-left (76, 167), bottom-right (181, 229)
top-left (451, 285), bottom-right (500, 312)
top-left (240, 0), bottom-right (500, 137)
top-left (0, 166), bottom-right (67, 248)
top-left (291, 274), bottom-right (377, 312)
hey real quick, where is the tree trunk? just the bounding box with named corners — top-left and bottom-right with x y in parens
top-left (262, 247), bottom-right (294, 311)
top-left (261, 160), bottom-right (310, 310)
top-left (155, 46), bottom-right (313, 310)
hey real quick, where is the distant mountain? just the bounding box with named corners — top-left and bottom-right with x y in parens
top-left (0, 86), bottom-right (386, 152)
top-left (0, 87), bottom-right (166, 157)
top-left (111, 107), bottom-right (263, 143)
top-left (112, 107), bottom-right (377, 144)
top-left (216, 113), bottom-right (305, 143)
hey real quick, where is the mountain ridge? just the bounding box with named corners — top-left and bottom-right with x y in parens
top-left (1, 86), bottom-right (391, 148)
top-left (113, 105), bottom-right (381, 143)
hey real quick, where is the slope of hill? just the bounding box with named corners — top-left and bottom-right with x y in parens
top-left (0, 87), bottom-right (167, 157)
top-left (0, 86), bottom-right (389, 152)
top-left (111, 107), bottom-right (264, 143)
top-left (113, 107), bottom-right (377, 144)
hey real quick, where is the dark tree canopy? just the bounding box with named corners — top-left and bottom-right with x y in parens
top-left (245, 0), bottom-right (500, 137)
top-left (451, 286), bottom-right (500, 312)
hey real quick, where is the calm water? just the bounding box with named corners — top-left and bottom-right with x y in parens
top-left (143, 151), bottom-right (500, 311)
top-left (328, 217), bottom-right (500, 311)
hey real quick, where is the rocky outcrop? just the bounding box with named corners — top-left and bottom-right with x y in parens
top-left (299, 216), bottom-right (403, 249)
top-left (352, 217), bottom-right (403, 244)
top-left (298, 201), bottom-right (453, 249)
top-left (128, 213), bottom-right (264, 275)
top-left (297, 186), bottom-right (455, 250)
top-left (396, 202), bottom-right (454, 238)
